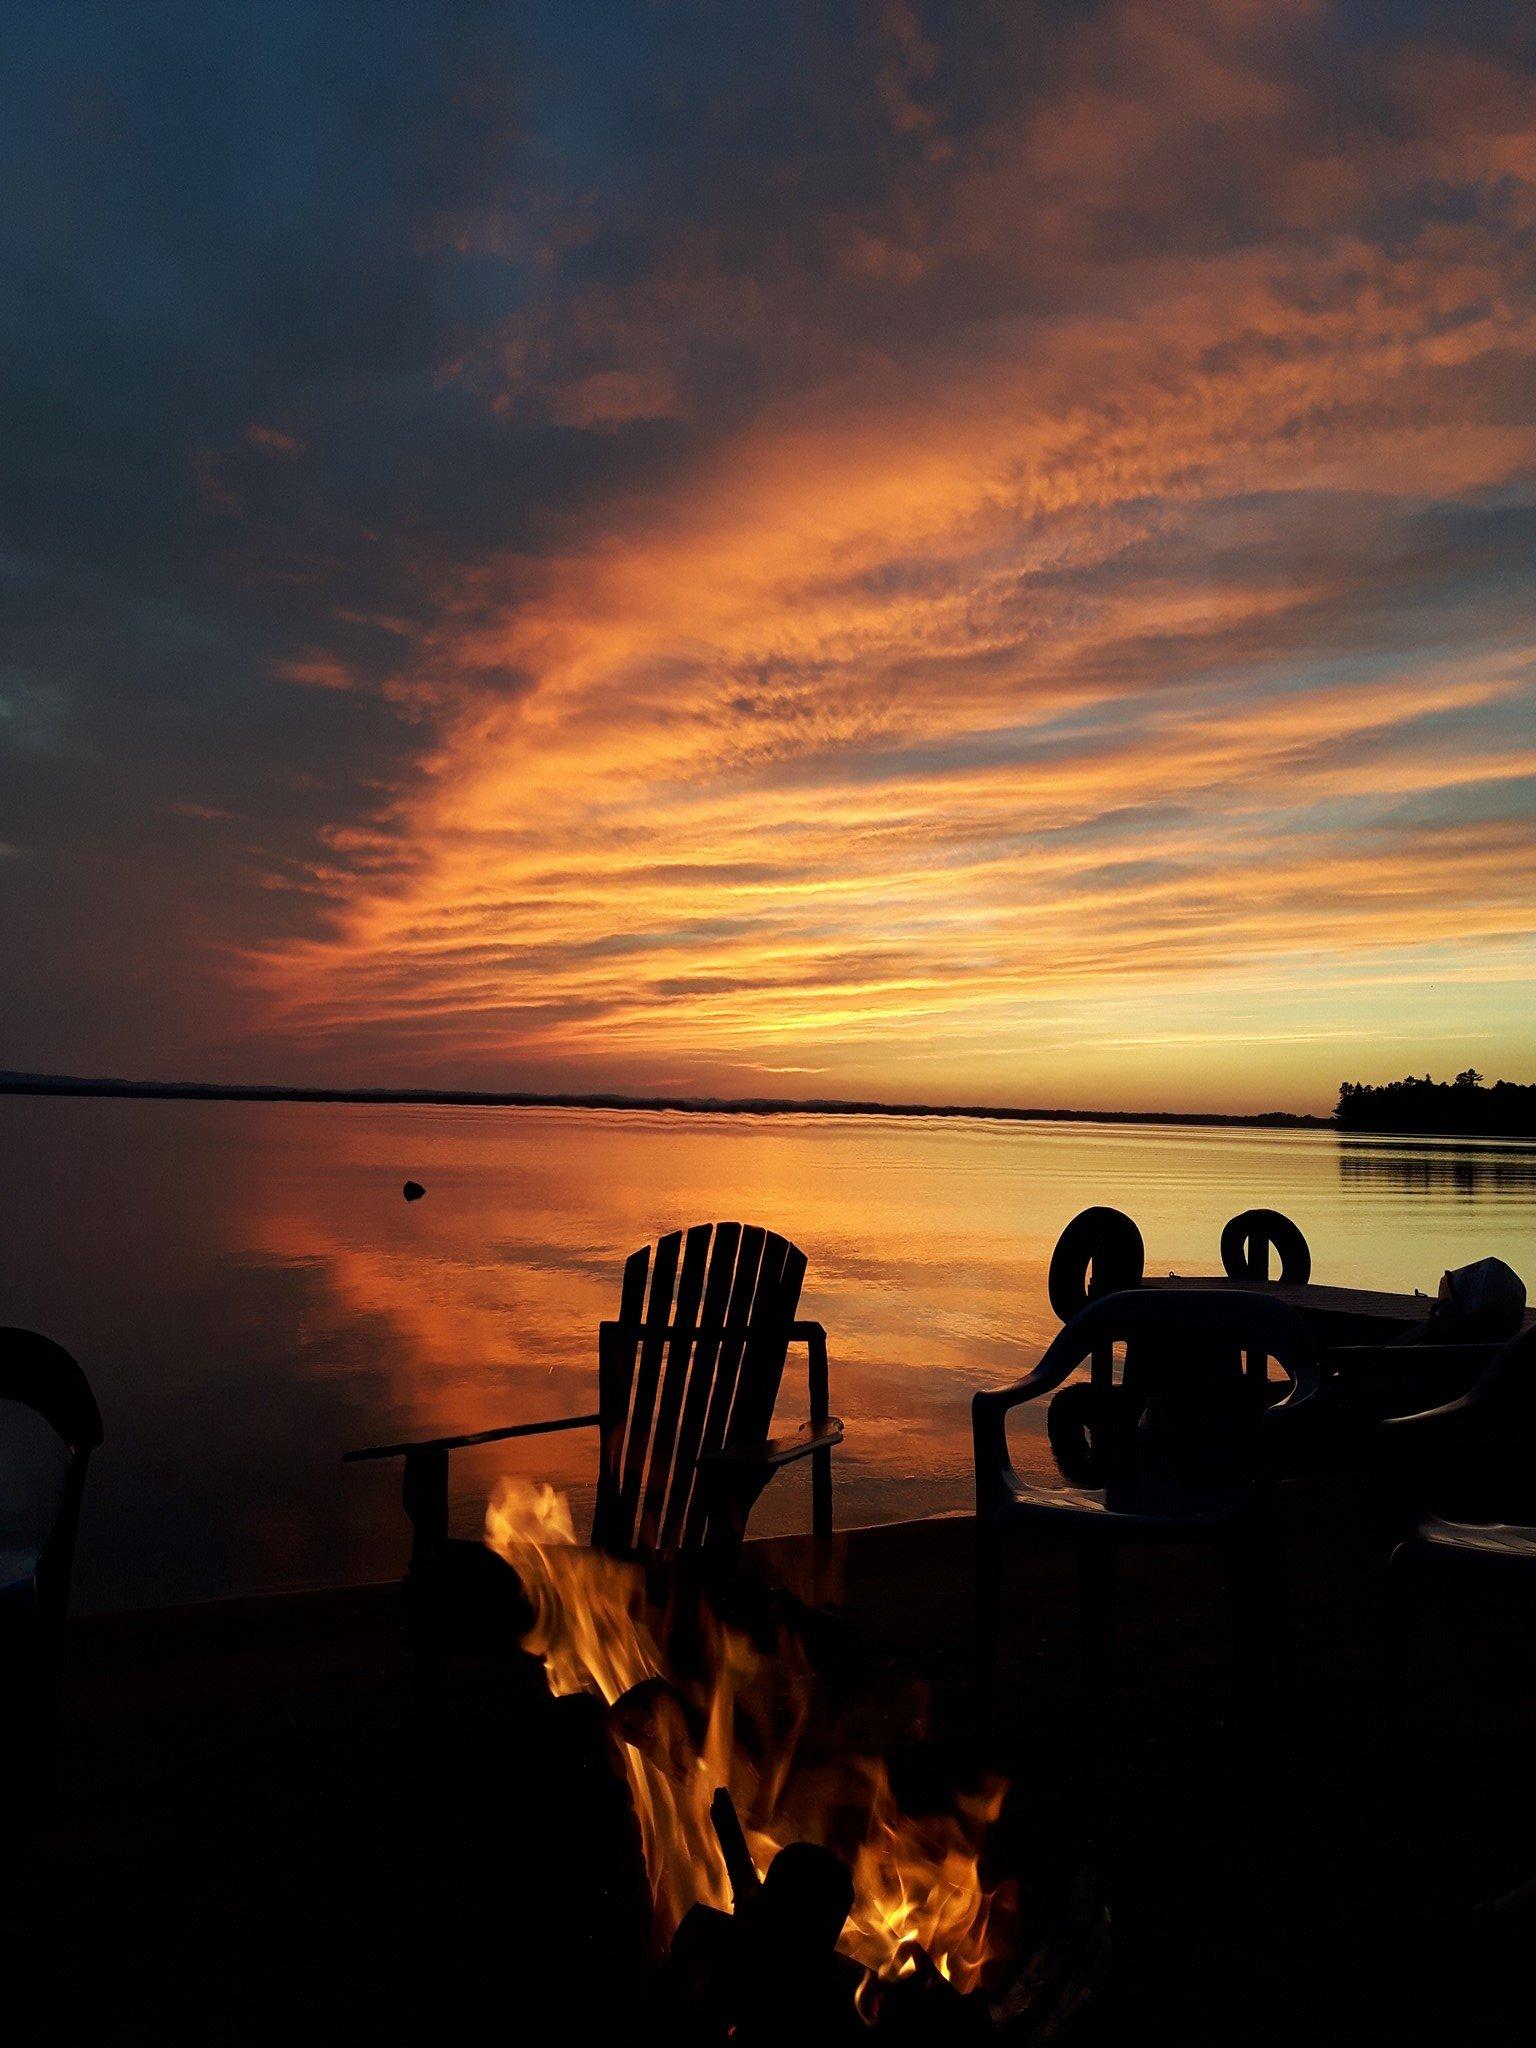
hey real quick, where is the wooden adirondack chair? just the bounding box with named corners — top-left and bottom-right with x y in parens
top-left (346, 1221), bottom-right (843, 1577)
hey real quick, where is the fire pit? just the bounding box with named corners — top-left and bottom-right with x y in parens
top-left (653, 1788), bottom-right (996, 2043)
top-left (483, 1481), bottom-right (1102, 2041)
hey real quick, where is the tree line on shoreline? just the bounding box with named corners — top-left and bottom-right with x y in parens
top-left (1335, 1071), bottom-right (1536, 1136)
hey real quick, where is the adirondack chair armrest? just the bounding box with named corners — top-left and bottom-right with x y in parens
top-left (697, 1418), bottom-right (845, 1474)
top-left (344, 1411), bottom-right (602, 1564)
top-left (594, 1318), bottom-right (829, 1343)
top-left (341, 1411), bottom-right (601, 1464)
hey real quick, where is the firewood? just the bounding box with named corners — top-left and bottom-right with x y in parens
top-left (758, 1841), bottom-right (855, 1957)
top-left (607, 1675), bottom-right (703, 1782)
top-left (709, 1786), bottom-right (762, 1909)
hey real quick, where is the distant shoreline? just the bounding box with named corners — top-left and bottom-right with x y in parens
top-left (0, 1068), bottom-right (1329, 1131)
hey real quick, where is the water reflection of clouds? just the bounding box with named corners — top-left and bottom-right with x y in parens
top-left (10, 1096), bottom-right (1536, 1611)
top-left (1338, 1140), bottom-right (1536, 1201)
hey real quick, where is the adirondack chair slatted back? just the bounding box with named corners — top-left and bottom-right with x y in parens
top-left (593, 1222), bottom-right (807, 1562)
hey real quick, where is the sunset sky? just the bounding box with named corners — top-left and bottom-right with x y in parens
top-left (3, 0), bottom-right (1533, 1112)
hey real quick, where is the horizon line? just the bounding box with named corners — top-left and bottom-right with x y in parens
top-left (0, 1067), bottom-right (1330, 1131)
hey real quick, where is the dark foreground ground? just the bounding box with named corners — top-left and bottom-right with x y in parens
top-left (14, 1480), bottom-right (1536, 2044)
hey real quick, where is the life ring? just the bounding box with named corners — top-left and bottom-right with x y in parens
top-left (1219, 1208), bottom-right (1311, 1285)
top-left (1046, 1384), bottom-right (1097, 1485)
top-left (1047, 1383), bottom-right (1133, 1486)
top-left (1046, 1206), bottom-right (1146, 1322)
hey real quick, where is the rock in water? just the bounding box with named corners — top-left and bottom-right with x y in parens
top-left (402, 1180), bottom-right (425, 1202)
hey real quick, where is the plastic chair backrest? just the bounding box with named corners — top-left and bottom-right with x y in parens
top-left (1386, 1323), bottom-right (1536, 1524)
top-left (1026, 1290), bottom-right (1315, 1511)
top-left (1462, 1320), bottom-right (1536, 1422)
top-left (0, 1328), bottom-right (101, 1620)
top-left (1037, 1287), bottom-right (1318, 1411)
top-left (0, 1329), bottom-right (103, 1455)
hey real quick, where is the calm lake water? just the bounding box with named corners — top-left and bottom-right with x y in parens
top-left (2, 1095), bottom-right (1533, 1612)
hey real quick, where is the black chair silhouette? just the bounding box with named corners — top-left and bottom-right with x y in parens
top-left (1377, 1321), bottom-right (1536, 1580)
top-left (347, 1224), bottom-right (843, 1708)
top-left (1374, 1324), bottom-right (1536, 1897)
top-left (0, 1329), bottom-right (103, 1795)
top-left (974, 1288), bottom-right (1318, 1720)
top-left (1322, 1257), bottom-right (1528, 1449)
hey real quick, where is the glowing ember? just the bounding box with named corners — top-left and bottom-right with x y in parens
top-left (485, 1478), bottom-right (1010, 1991)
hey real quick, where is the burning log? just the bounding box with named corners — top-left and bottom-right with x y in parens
top-left (658, 1831), bottom-right (1003, 2041)
top-left (657, 1834), bottom-right (866, 2047)
top-left (853, 1941), bottom-right (994, 2043)
top-left (709, 1786), bottom-right (762, 1910)
top-left (405, 1539), bottom-right (540, 1665)
top-left (608, 1676), bottom-right (705, 1784)
top-left (759, 1839), bottom-right (856, 1958)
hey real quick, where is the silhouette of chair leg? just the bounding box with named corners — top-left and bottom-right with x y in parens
top-left (974, 1524), bottom-right (1120, 1741)
top-left (973, 1290), bottom-right (1317, 1765)
top-left (1220, 1510), bottom-right (1293, 1740)
top-left (974, 1522), bottom-right (1004, 1734)
top-left (1077, 1538), bottom-right (1117, 1712)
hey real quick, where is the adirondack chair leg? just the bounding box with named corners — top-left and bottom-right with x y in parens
top-left (402, 1446), bottom-right (450, 1563)
top-left (811, 1444), bottom-right (833, 1557)
top-left (402, 1447), bottom-right (450, 1732)
top-left (706, 1463), bottom-right (774, 1571)
top-left (807, 1323), bottom-right (834, 1578)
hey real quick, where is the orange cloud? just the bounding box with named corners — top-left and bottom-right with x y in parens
top-left (237, 1), bottom-right (1536, 1112)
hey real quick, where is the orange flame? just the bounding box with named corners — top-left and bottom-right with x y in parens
top-left (485, 1478), bottom-right (1008, 1992)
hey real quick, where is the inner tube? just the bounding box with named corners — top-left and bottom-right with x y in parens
top-left (1219, 1208), bottom-right (1311, 1285)
top-left (1047, 1383), bottom-right (1108, 1485)
top-left (1047, 1206), bottom-right (1146, 1322)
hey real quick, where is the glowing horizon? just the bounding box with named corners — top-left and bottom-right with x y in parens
top-left (4, 2), bottom-right (1534, 1114)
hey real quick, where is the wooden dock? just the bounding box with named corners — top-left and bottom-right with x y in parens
top-left (1144, 1272), bottom-right (1536, 1342)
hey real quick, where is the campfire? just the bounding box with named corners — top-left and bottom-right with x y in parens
top-left (485, 1480), bottom-right (1013, 2016)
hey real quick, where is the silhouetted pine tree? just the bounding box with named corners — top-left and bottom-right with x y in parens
top-left (1334, 1074), bottom-right (1536, 1135)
